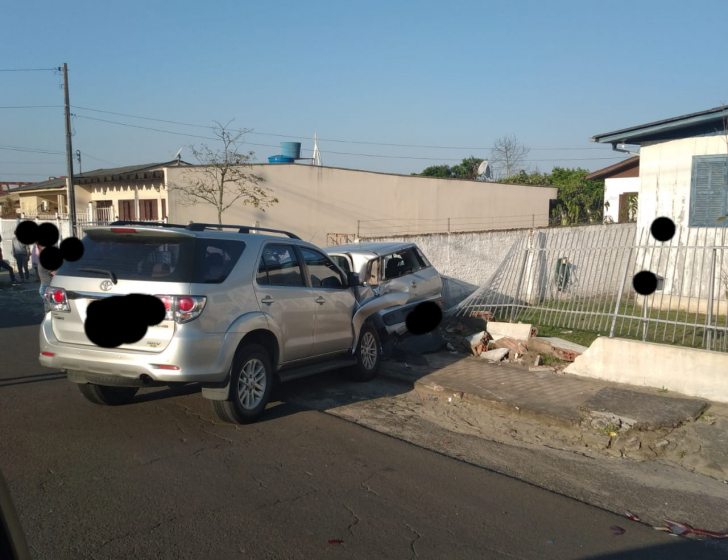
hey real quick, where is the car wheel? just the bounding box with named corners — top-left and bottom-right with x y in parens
top-left (211, 343), bottom-right (273, 425)
top-left (347, 323), bottom-right (381, 382)
top-left (77, 384), bottom-right (139, 406)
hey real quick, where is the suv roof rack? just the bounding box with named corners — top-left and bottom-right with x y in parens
top-left (185, 222), bottom-right (301, 239)
top-left (108, 220), bottom-right (189, 228)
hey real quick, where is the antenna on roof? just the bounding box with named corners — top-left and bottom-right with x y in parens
top-left (312, 133), bottom-right (322, 166)
top-left (477, 160), bottom-right (492, 181)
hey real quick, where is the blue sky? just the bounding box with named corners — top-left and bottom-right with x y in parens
top-left (3, 0), bottom-right (728, 181)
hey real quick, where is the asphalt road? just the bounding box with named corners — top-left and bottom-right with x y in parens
top-left (0, 321), bottom-right (720, 560)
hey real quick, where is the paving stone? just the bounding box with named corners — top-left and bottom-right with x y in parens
top-left (584, 387), bottom-right (709, 430)
top-left (479, 348), bottom-right (509, 362)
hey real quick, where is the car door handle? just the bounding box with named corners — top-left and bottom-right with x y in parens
top-left (314, 296), bottom-right (326, 305)
top-left (260, 296), bottom-right (274, 305)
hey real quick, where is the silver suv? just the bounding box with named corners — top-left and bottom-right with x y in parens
top-left (38, 222), bottom-right (409, 424)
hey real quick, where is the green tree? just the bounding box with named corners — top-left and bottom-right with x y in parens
top-left (415, 157), bottom-right (485, 180)
top-left (417, 164), bottom-right (453, 178)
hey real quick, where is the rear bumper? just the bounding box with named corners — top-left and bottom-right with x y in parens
top-left (38, 315), bottom-right (233, 384)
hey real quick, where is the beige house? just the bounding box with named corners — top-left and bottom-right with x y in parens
top-left (14, 160), bottom-right (189, 222)
top-left (167, 163), bottom-right (558, 247)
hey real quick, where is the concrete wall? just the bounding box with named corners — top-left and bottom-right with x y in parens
top-left (604, 177), bottom-right (640, 223)
top-left (565, 337), bottom-right (728, 403)
top-left (638, 135), bottom-right (728, 229)
top-left (166, 164), bottom-right (558, 248)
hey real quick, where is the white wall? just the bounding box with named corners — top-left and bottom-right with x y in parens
top-left (639, 135), bottom-right (728, 229)
top-left (604, 177), bottom-right (640, 223)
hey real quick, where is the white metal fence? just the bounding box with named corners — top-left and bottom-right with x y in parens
top-left (452, 226), bottom-right (728, 352)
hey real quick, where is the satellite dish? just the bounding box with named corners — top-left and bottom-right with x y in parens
top-left (174, 148), bottom-right (183, 161)
top-left (477, 160), bottom-right (492, 180)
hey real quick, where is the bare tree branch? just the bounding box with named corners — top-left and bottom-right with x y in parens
top-left (169, 121), bottom-right (278, 224)
top-left (490, 135), bottom-right (530, 179)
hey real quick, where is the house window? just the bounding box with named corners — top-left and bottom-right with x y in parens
top-left (118, 200), bottom-right (135, 221)
top-left (139, 199), bottom-right (158, 221)
top-left (690, 156), bottom-right (728, 227)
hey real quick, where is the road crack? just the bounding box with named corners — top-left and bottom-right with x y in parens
top-left (345, 505), bottom-right (360, 536)
top-left (405, 524), bottom-right (421, 558)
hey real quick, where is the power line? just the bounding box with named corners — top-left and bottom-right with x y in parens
top-left (0, 161), bottom-right (65, 164)
top-left (75, 115), bottom-right (628, 163)
top-left (0, 105), bottom-right (63, 109)
top-left (0, 145), bottom-right (65, 155)
top-left (70, 105), bottom-right (605, 151)
top-left (0, 68), bottom-right (58, 72)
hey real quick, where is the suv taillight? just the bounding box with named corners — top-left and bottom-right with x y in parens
top-left (156, 295), bottom-right (206, 324)
top-left (44, 287), bottom-right (70, 312)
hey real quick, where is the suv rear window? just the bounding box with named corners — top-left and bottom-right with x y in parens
top-left (55, 233), bottom-right (245, 283)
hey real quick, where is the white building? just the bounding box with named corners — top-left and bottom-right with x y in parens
top-left (585, 156), bottom-right (640, 223)
top-left (590, 105), bottom-right (728, 229)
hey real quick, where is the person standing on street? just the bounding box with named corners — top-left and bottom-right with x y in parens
top-left (31, 242), bottom-right (40, 282)
top-left (12, 230), bottom-right (30, 282)
top-left (37, 244), bottom-right (55, 300)
top-left (0, 234), bottom-right (21, 287)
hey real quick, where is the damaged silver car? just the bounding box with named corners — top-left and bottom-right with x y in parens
top-left (324, 242), bottom-right (444, 339)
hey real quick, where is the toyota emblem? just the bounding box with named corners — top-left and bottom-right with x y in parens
top-left (100, 280), bottom-right (113, 292)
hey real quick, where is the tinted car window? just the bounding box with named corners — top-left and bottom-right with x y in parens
top-left (56, 233), bottom-right (245, 284)
top-left (193, 239), bottom-right (246, 283)
top-left (301, 248), bottom-right (346, 288)
top-left (56, 233), bottom-right (195, 282)
top-left (256, 244), bottom-right (304, 287)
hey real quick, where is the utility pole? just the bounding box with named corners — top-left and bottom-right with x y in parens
top-left (63, 63), bottom-right (77, 237)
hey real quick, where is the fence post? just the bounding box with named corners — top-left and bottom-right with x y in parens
top-left (706, 248), bottom-right (717, 351)
top-left (510, 238), bottom-right (532, 323)
top-left (609, 247), bottom-right (633, 338)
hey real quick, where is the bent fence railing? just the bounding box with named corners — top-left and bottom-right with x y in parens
top-left (452, 226), bottom-right (728, 353)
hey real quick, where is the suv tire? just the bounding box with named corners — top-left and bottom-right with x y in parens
top-left (211, 343), bottom-right (273, 425)
top-left (347, 323), bottom-right (381, 382)
top-left (78, 384), bottom-right (139, 406)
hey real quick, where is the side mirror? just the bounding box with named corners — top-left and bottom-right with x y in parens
top-left (347, 272), bottom-right (361, 287)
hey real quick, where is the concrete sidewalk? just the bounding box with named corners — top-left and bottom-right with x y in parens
top-left (380, 351), bottom-right (709, 430)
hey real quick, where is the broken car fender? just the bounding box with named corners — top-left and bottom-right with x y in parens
top-left (351, 285), bottom-right (410, 353)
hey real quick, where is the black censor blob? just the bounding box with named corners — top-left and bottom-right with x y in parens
top-left (60, 237), bottom-right (84, 261)
top-left (405, 301), bottom-right (443, 336)
top-left (632, 270), bottom-right (658, 296)
top-left (84, 294), bottom-right (166, 348)
top-left (37, 222), bottom-right (60, 247)
top-left (15, 220), bottom-right (39, 245)
top-left (650, 217), bottom-right (676, 242)
top-left (39, 246), bottom-right (63, 271)
top-left (15, 220), bottom-right (85, 269)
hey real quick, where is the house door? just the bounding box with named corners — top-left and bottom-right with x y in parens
top-left (118, 200), bottom-right (135, 221)
top-left (139, 199), bottom-right (158, 221)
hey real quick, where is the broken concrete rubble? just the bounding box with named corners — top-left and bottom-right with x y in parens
top-left (479, 348), bottom-right (509, 362)
top-left (528, 337), bottom-right (588, 362)
top-left (494, 337), bottom-right (528, 356)
top-left (486, 321), bottom-right (534, 342)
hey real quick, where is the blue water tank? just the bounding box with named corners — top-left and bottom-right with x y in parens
top-left (268, 155), bottom-right (294, 163)
top-left (281, 142), bottom-right (301, 159)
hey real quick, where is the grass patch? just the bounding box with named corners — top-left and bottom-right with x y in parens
top-left (658, 386), bottom-right (669, 393)
top-left (476, 296), bottom-right (728, 352)
top-left (533, 325), bottom-right (600, 347)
